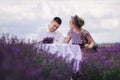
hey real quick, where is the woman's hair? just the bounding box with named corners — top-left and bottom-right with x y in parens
top-left (72, 15), bottom-right (85, 28)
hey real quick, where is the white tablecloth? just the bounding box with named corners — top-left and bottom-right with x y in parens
top-left (36, 44), bottom-right (82, 72)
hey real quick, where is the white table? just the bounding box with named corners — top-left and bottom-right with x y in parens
top-left (36, 44), bottom-right (82, 72)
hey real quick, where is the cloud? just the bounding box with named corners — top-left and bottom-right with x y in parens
top-left (0, 0), bottom-right (120, 43)
top-left (100, 18), bottom-right (119, 30)
top-left (0, 26), bottom-right (8, 34)
top-left (0, 4), bottom-right (39, 21)
top-left (93, 30), bottom-right (120, 43)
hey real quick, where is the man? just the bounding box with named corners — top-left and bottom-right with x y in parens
top-left (36, 17), bottom-right (64, 43)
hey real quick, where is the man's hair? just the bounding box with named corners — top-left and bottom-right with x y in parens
top-left (53, 17), bottom-right (62, 25)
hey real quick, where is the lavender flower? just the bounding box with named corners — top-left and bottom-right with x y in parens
top-left (42, 37), bottom-right (54, 44)
top-left (0, 34), bottom-right (73, 80)
top-left (79, 43), bottom-right (120, 80)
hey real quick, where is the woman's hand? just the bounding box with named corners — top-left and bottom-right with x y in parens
top-left (84, 44), bottom-right (93, 49)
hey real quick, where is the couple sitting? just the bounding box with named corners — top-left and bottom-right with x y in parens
top-left (36, 15), bottom-right (96, 51)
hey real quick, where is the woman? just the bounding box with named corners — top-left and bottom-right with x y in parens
top-left (65, 15), bottom-right (95, 58)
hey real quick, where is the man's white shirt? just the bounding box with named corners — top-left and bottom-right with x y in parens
top-left (36, 28), bottom-right (64, 44)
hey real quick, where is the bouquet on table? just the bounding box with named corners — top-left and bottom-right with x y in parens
top-left (41, 37), bottom-right (54, 44)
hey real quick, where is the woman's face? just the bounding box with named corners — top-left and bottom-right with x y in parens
top-left (69, 18), bottom-right (76, 29)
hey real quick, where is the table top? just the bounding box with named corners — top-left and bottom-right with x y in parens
top-left (39, 44), bottom-right (82, 61)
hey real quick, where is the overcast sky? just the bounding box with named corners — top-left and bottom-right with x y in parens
top-left (0, 0), bottom-right (120, 43)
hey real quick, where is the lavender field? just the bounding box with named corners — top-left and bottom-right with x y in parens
top-left (0, 34), bottom-right (73, 80)
top-left (0, 34), bottom-right (120, 80)
top-left (79, 43), bottom-right (120, 80)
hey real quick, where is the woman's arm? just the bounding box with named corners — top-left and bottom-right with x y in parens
top-left (84, 34), bottom-right (95, 49)
top-left (64, 35), bottom-right (71, 43)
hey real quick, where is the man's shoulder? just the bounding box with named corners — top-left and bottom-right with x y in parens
top-left (35, 27), bottom-right (48, 41)
top-left (55, 30), bottom-right (63, 36)
top-left (55, 30), bottom-right (61, 33)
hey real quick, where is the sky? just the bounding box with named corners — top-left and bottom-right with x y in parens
top-left (0, 0), bottom-right (120, 43)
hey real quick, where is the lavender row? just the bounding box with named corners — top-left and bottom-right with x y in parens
top-left (0, 34), bottom-right (73, 80)
top-left (79, 43), bottom-right (120, 80)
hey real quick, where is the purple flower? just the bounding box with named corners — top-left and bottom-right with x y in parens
top-left (42, 37), bottom-right (54, 44)
top-left (79, 43), bottom-right (120, 79)
top-left (104, 60), bottom-right (114, 67)
top-left (0, 34), bottom-right (73, 80)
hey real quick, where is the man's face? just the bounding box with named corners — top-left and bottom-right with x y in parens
top-left (48, 20), bottom-right (60, 32)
